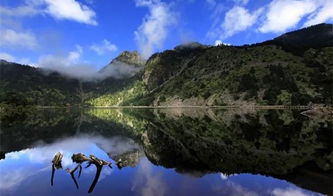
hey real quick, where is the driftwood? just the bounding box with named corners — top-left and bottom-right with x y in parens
top-left (51, 152), bottom-right (63, 186)
top-left (52, 152), bottom-right (63, 169)
top-left (51, 152), bottom-right (112, 193)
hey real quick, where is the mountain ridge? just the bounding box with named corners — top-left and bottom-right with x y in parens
top-left (1, 23), bottom-right (332, 107)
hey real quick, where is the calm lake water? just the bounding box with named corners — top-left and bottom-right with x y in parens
top-left (0, 108), bottom-right (332, 196)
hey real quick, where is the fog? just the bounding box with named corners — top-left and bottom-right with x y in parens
top-left (39, 58), bottom-right (144, 81)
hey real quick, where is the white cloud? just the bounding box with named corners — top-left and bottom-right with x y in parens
top-left (0, 52), bottom-right (34, 65)
top-left (214, 40), bottom-right (231, 46)
top-left (0, 52), bottom-right (15, 62)
top-left (304, 0), bottom-right (333, 27)
top-left (0, 0), bottom-right (97, 25)
top-left (207, 0), bottom-right (333, 41)
top-left (0, 29), bottom-right (37, 49)
top-left (0, 4), bottom-right (39, 17)
top-left (134, 0), bottom-right (177, 59)
top-left (36, 45), bottom-right (99, 79)
top-left (90, 39), bottom-right (118, 56)
top-left (259, 0), bottom-right (317, 33)
top-left (99, 59), bottom-right (144, 79)
top-left (219, 6), bottom-right (263, 39)
top-left (42, 0), bottom-right (97, 25)
top-left (215, 40), bottom-right (223, 46)
top-left (38, 45), bottom-right (83, 67)
top-left (36, 44), bottom-right (137, 80)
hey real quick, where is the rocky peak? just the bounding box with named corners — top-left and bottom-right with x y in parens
top-left (110, 51), bottom-right (146, 66)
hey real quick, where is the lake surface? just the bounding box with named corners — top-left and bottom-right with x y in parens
top-left (0, 108), bottom-right (332, 196)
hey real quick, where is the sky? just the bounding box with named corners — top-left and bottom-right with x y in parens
top-left (0, 0), bottom-right (332, 72)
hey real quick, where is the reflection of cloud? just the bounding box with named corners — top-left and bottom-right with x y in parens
top-left (131, 159), bottom-right (168, 196)
top-left (0, 134), bottom-right (138, 191)
top-left (0, 166), bottom-right (47, 191)
top-left (225, 181), bottom-right (258, 196)
top-left (272, 187), bottom-right (313, 196)
top-left (220, 173), bottom-right (238, 180)
top-left (99, 136), bottom-right (141, 157)
top-left (212, 178), bottom-right (258, 196)
top-left (220, 173), bottom-right (228, 180)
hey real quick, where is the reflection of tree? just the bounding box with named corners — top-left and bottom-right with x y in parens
top-left (136, 109), bottom-right (332, 195)
top-left (0, 152), bottom-right (5, 160)
top-left (50, 152), bottom-right (112, 193)
top-left (3, 108), bottom-right (332, 195)
top-left (0, 109), bottom-right (140, 155)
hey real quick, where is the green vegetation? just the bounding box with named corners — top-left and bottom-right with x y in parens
top-left (0, 24), bottom-right (332, 107)
top-left (0, 62), bottom-right (81, 106)
top-left (85, 80), bottom-right (148, 106)
top-left (135, 45), bottom-right (332, 106)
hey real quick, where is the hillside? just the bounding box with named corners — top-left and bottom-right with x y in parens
top-left (98, 50), bottom-right (145, 79)
top-left (0, 60), bottom-right (81, 106)
top-left (88, 23), bottom-right (333, 106)
top-left (0, 23), bottom-right (332, 107)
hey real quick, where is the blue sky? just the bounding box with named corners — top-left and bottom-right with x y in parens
top-left (0, 0), bottom-right (332, 71)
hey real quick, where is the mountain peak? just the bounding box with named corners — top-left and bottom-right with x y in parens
top-left (98, 51), bottom-right (146, 79)
top-left (110, 50), bottom-right (146, 66)
top-left (0, 59), bottom-right (10, 64)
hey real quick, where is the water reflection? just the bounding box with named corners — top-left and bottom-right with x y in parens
top-left (0, 108), bottom-right (331, 195)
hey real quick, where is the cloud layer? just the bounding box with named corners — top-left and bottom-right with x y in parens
top-left (134, 0), bottom-right (176, 59)
top-left (208, 0), bottom-right (333, 40)
top-left (0, 29), bottom-right (37, 49)
top-left (0, 0), bottom-right (97, 25)
top-left (222, 6), bottom-right (263, 38)
top-left (90, 39), bottom-right (118, 56)
top-left (259, 0), bottom-right (317, 33)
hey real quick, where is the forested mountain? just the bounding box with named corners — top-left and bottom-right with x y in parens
top-left (0, 60), bottom-right (81, 106)
top-left (1, 23), bottom-right (332, 107)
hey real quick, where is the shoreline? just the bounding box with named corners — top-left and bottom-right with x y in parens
top-left (33, 105), bottom-right (314, 109)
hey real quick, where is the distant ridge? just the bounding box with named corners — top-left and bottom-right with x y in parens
top-left (259, 23), bottom-right (333, 55)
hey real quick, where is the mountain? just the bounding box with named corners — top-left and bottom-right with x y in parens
top-left (1, 23), bottom-right (332, 107)
top-left (98, 51), bottom-right (145, 79)
top-left (88, 23), bottom-right (333, 106)
top-left (108, 50), bottom-right (146, 66)
top-left (260, 23), bottom-right (333, 55)
top-left (0, 60), bottom-right (81, 106)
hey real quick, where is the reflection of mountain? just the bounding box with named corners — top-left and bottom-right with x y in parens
top-left (137, 109), bottom-right (332, 195)
top-left (0, 109), bottom-right (141, 154)
top-left (112, 108), bottom-right (330, 195)
top-left (110, 150), bottom-right (144, 168)
top-left (0, 108), bottom-right (332, 194)
top-left (144, 113), bottom-right (331, 172)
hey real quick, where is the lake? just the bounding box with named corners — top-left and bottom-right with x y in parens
top-left (0, 108), bottom-right (331, 196)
